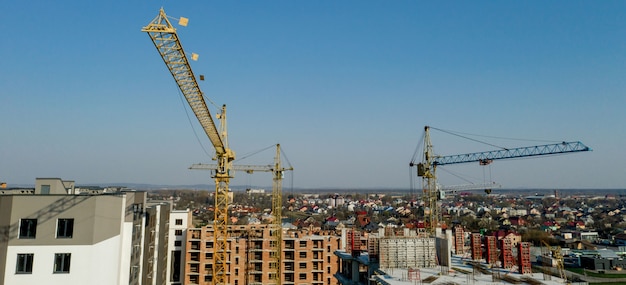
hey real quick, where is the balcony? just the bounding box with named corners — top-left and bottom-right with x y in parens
top-left (189, 264), bottom-right (200, 273)
top-left (187, 271), bottom-right (199, 276)
top-left (188, 276), bottom-right (199, 285)
top-left (189, 252), bottom-right (200, 262)
top-left (189, 230), bottom-right (201, 240)
top-left (189, 241), bottom-right (201, 251)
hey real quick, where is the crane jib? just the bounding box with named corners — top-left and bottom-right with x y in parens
top-left (433, 141), bottom-right (591, 166)
top-left (142, 9), bottom-right (226, 154)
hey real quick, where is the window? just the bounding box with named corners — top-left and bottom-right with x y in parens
top-left (299, 262), bottom-right (307, 269)
top-left (174, 240), bottom-right (182, 247)
top-left (53, 253), bottom-right (71, 273)
top-left (299, 251), bottom-right (307, 258)
top-left (300, 241), bottom-right (307, 247)
top-left (174, 230), bottom-right (182, 236)
top-left (56, 219), bottom-right (74, 238)
top-left (299, 273), bottom-right (307, 280)
top-left (41, 185), bottom-right (50, 194)
top-left (175, 219), bottom-right (183, 225)
top-left (132, 203), bottom-right (143, 221)
top-left (16, 254), bottom-right (34, 274)
top-left (19, 219), bottom-right (37, 239)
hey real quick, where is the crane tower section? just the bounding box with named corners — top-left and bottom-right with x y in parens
top-left (142, 8), bottom-right (234, 285)
top-left (190, 144), bottom-right (293, 285)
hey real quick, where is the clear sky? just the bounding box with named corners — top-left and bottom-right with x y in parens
top-left (1, 1), bottom-right (625, 190)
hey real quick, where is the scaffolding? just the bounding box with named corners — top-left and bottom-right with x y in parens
top-left (379, 237), bottom-right (437, 268)
top-left (408, 268), bottom-right (420, 281)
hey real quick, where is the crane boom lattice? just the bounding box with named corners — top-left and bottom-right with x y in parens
top-left (142, 8), bottom-right (226, 154)
top-left (434, 141), bottom-right (591, 166)
top-left (143, 8), bottom-right (234, 285)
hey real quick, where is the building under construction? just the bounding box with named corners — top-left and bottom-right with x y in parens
top-left (184, 224), bottom-right (341, 285)
top-left (335, 227), bottom-right (448, 284)
top-left (333, 225), bottom-right (567, 285)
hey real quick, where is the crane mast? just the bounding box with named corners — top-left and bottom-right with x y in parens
top-left (190, 144), bottom-right (293, 285)
top-left (542, 240), bottom-right (567, 283)
top-left (413, 126), bottom-right (591, 235)
top-left (419, 126), bottom-right (439, 235)
top-left (270, 144), bottom-right (283, 285)
top-left (142, 8), bottom-right (234, 284)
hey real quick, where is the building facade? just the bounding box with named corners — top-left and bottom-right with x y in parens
top-left (183, 224), bottom-right (341, 285)
top-left (167, 209), bottom-right (192, 285)
top-left (0, 178), bottom-right (166, 285)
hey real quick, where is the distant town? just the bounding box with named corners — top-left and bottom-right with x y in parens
top-left (3, 179), bottom-right (626, 285)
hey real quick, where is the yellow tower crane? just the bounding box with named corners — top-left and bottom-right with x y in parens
top-left (142, 9), bottom-right (234, 284)
top-left (190, 144), bottom-right (293, 285)
top-left (542, 240), bottom-right (568, 283)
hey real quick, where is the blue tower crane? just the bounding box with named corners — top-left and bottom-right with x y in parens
top-left (433, 141), bottom-right (591, 166)
top-left (410, 126), bottom-right (591, 235)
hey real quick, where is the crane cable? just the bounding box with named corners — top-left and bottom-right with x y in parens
top-left (237, 144), bottom-right (276, 162)
top-left (409, 130), bottom-right (426, 195)
top-left (431, 127), bottom-right (509, 150)
top-left (175, 82), bottom-right (213, 158)
top-left (430, 127), bottom-right (560, 150)
top-left (280, 145), bottom-right (294, 170)
top-left (437, 167), bottom-right (478, 184)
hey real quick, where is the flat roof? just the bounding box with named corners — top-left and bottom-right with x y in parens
top-left (371, 255), bottom-right (567, 285)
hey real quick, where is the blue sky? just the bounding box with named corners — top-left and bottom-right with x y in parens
top-left (1, 1), bottom-right (624, 190)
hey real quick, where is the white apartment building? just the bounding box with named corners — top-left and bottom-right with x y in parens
top-left (0, 178), bottom-right (167, 285)
top-left (166, 209), bottom-right (192, 285)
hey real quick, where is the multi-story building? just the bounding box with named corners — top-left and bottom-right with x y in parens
top-left (143, 201), bottom-right (172, 285)
top-left (183, 224), bottom-right (341, 285)
top-left (335, 228), bottom-right (442, 285)
top-left (167, 209), bottom-right (192, 285)
top-left (0, 178), bottom-right (167, 285)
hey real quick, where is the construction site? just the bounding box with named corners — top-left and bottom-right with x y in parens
top-left (332, 125), bottom-right (589, 284)
top-left (334, 226), bottom-right (571, 285)
top-left (142, 7), bottom-right (590, 285)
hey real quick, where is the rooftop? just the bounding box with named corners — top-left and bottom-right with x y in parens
top-left (371, 255), bottom-right (567, 285)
